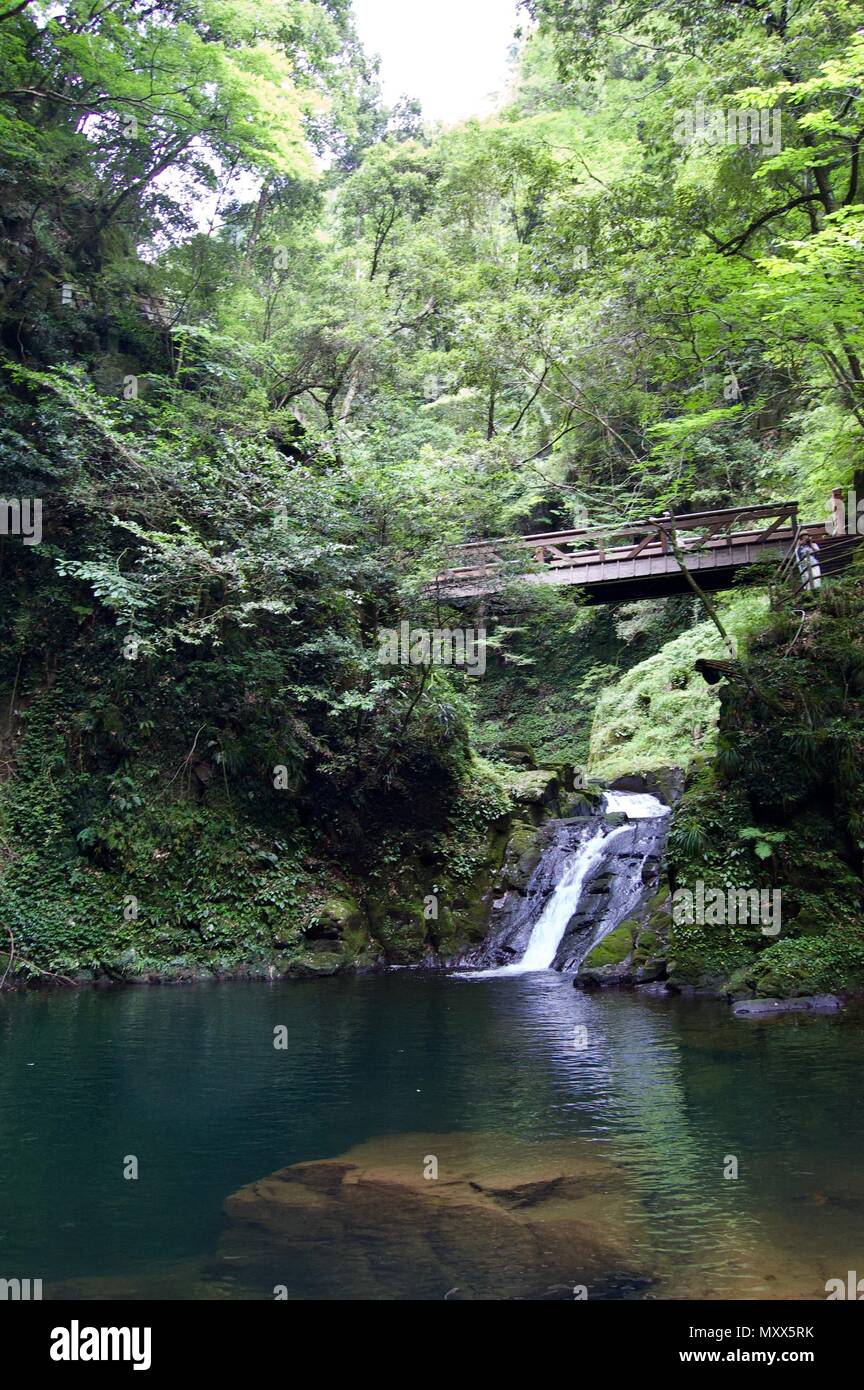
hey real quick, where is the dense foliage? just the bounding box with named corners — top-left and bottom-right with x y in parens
top-left (0, 0), bottom-right (862, 989)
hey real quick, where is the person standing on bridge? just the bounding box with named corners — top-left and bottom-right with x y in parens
top-left (795, 536), bottom-right (822, 592)
top-left (830, 487), bottom-right (847, 536)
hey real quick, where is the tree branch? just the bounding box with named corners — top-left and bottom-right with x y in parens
top-left (714, 194), bottom-right (824, 256)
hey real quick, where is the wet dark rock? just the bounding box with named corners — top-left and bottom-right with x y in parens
top-left (641, 855), bottom-right (661, 886)
top-left (575, 966), bottom-right (634, 990)
top-left (610, 768), bottom-right (684, 805)
top-left (586, 871), bottom-right (614, 893)
top-left (634, 961), bottom-right (666, 983)
top-left (458, 817), bottom-right (592, 970)
top-left (555, 815), bottom-right (672, 974)
top-left (732, 995), bottom-right (843, 1018)
top-left (562, 788), bottom-right (604, 816)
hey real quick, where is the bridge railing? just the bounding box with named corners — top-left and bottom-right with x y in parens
top-left (438, 502), bottom-right (804, 586)
top-left (775, 526), bottom-right (864, 595)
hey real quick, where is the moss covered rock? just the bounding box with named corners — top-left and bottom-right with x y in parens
top-left (283, 951), bottom-right (346, 978)
top-left (588, 593), bottom-right (769, 782)
top-left (582, 919), bottom-right (637, 970)
top-left (562, 786), bottom-right (604, 816)
top-left (508, 769), bottom-right (560, 820)
top-left (307, 895), bottom-right (366, 941)
top-left (500, 822), bottom-right (547, 891)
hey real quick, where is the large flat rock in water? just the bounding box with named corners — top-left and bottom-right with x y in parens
top-left (215, 1131), bottom-right (650, 1300)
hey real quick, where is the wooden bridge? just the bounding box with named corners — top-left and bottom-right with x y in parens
top-left (434, 502), bottom-right (862, 604)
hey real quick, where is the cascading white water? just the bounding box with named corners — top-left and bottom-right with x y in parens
top-left (473, 790), bottom-right (670, 978)
top-left (513, 823), bottom-right (614, 972)
top-left (603, 790), bottom-right (671, 821)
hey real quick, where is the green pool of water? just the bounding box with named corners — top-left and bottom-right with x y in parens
top-left (1, 974), bottom-right (862, 1298)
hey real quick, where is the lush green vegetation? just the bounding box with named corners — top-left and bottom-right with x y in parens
top-left (588, 592), bottom-right (770, 781)
top-left (1, 0), bottom-right (862, 992)
top-left (666, 576), bottom-right (864, 995)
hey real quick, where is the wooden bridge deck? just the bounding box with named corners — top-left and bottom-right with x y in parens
top-left (433, 503), bottom-right (859, 604)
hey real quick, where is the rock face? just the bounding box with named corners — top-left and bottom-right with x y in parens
top-left (461, 795), bottom-right (671, 976)
top-left (214, 1132), bottom-right (650, 1301)
top-left (610, 769), bottom-right (685, 805)
top-left (575, 883), bottom-right (674, 991)
top-left (459, 818), bottom-right (589, 969)
top-left (555, 813), bottom-right (668, 974)
top-left (361, 765), bottom-right (571, 969)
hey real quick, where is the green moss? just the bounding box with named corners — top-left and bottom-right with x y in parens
top-left (470, 595), bottom-right (701, 766)
top-left (309, 895), bottom-right (366, 937)
top-left (500, 821), bottom-right (546, 890)
top-left (632, 929), bottom-right (658, 966)
top-left (734, 931), bottom-right (864, 998)
top-left (368, 903), bottom-right (429, 964)
top-left (662, 580), bottom-right (864, 997)
top-left (588, 592), bottom-right (770, 782)
top-left (582, 919), bottom-right (637, 969)
top-left (506, 768), bottom-right (559, 816)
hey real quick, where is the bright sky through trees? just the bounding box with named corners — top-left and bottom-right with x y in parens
top-left (352, 0), bottom-right (521, 124)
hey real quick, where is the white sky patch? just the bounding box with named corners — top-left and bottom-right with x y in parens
top-left (352, 0), bottom-right (522, 125)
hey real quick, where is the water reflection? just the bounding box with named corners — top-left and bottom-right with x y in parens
top-left (0, 976), bottom-right (861, 1298)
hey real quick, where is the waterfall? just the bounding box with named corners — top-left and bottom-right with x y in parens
top-left (463, 789), bottom-right (670, 977)
top-left (501, 825), bottom-right (613, 973)
top-left (603, 790), bottom-right (671, 820)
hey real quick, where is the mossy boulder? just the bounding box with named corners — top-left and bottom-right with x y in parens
top-left (582, 919), bottom-right (637, 970)
top-left (631, 929), bottom-right (658, 967)
top-left (305, 894), bottom-right (366, 943)
top-left (645, 885), bottom-right (672, 923)
top-left (552, 762), bottom-right (576, 791)
top-left (610, 769), bottom-right (683, 806)
top-left (500, 822), bottom-right (547, 891)
top-left (479, 824), bottom-right (512, 873)
top-left (508, 769), bottom-right (560, 822)
top-left (499, 742), bottom-right (536, 768)
top-left (284, 951), bottom-right (346, 978)
top-left (562, 786), bottom-right (604, 816)
top-left (368, 902), bottom-right (429, 964)
top-left (724, 962), bottom-right (759, 998)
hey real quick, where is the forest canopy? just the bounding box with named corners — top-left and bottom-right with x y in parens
top-left (0, 0), bottom-right (862, 984)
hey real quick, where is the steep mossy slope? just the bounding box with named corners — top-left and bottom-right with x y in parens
top-left (664, 572), bottom-right (864, 997)
top-left (472, 591), bottom-right (700, 766)
top-left (0, 672), bottom-right (566, 984)
top-left (587, 591), bottom-right (770, 782)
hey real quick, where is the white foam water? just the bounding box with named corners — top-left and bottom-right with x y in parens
top-left (603, 790), bottom-right (671, 820)
top-left (467, 790), bottom-right (670, 978)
